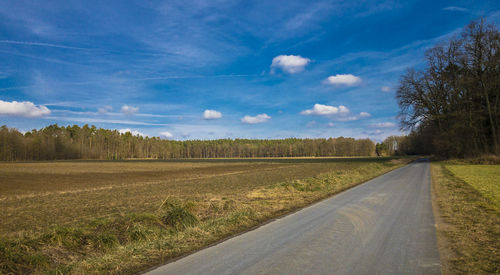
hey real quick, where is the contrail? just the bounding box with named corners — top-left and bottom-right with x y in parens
top-left (0, 40), bottom-right (92, 51)
top-left (0, 40), bottom-right (180, 57)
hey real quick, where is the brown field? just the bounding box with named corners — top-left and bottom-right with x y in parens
top-left (0, 157), bottom-right (411, 274)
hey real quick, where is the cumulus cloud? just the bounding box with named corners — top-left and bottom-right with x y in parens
top-left (271, 55), bottom-right (311, 74)
top-left (241, 114), bottom-right (271, 124)
top-left (359, 112), bottom-right (371, 118)
top-left (301, 105), bottom-right (370, 122)
top-left (335, 112), bottom-right (371, 121)
top-left (160, 131), bottom-right (173, 138)
top-left (381, 86), bottom-right (391, 92)
top-left (324, 74), bottom-right (362, 86)
top-left (203, 109), bottom-right (222, 120)
top-left (328, 122), bottom-right (335, 127)
top-left (370, 122), bottom-right (396, 128)
top-left (121, 105), bottom-right (139, 115)
top-left (0, 100), bottom-right (51, 117)
top-left (300, 104), bottom-right (350, 116)
top-left (119, 128), bottom-right (146, 137)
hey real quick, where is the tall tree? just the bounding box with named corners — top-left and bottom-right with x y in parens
top-left (397, 19), bottom-right (499, 157)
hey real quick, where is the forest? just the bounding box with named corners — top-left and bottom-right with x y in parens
top-left (0, 124), bottom-right (376, 160)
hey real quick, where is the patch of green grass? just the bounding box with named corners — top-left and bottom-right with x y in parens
top-left (446, 165), bottom-right (500, 209)
top-left (127, 224), bottom-right (153, 242)
top-left (431, 162), bottom-right (500, 274)
top-left (45, 226), bottom-right (87, 250)
top-left (0, 238), bottom-right (50, 274)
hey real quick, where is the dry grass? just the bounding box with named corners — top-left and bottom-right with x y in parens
top-left (431, 162), bottom-right (500, 274)
top-left (0, 157), bottom-right (411, 274)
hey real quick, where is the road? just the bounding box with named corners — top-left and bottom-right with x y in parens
top-left (147, 159), bottom-right (441, 275)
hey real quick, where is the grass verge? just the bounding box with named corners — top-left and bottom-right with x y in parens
top-left (431, 162), bottom-right (499, 274)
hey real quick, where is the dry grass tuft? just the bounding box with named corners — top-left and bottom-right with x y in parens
top-left (159, 198), bottom-right (198, 230)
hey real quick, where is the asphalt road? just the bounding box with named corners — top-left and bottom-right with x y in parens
top-left (147, 159), bottom-right (441, 275)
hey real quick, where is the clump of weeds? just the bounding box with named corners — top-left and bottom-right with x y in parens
top-left (158, 197), bottom-right (199, 231)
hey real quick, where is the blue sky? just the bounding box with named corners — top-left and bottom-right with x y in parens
top-left (1, 0), bottom-right (499, 140)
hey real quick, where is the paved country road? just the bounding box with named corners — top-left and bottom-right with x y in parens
top-left (147, 159), bottom-right (441, 275)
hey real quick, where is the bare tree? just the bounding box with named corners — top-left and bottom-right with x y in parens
top-left (397, 19), bottom-right (500, 157)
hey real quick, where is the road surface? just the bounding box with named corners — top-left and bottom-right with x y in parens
top-left (147, 159), bottom-right (441, 274)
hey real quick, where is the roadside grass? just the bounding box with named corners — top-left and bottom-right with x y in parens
top-left (159, 198), bottom-right (198, 230)
top-left (446, 165), bottom-right (500, 209)
top-left (0, 158), bottom-right (411, 274)
top-left (431, 162), bottom-right (500, 274)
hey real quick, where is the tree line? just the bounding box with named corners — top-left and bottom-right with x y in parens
top-left (0, 124), bottom-right (376, 161)
top-left (396, 19), bottom-right (499, 157)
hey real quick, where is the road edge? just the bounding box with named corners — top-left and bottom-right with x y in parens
top-left (430, 162), bottom-right (454, 275)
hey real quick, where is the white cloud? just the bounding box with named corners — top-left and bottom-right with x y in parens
top-left (203, 109), bottom-right (222, 120)
top-left (160, 131), bottom-right (173, 138)
top-left (335, 112), bottom-right (371, 121)
top-left (328, 122), bottom-right (335, 127)
top-left (381, 86), bottom-right (391, 92)
top-left (98, 105), bottom-right (112, 114)
top-left (300, 105), bottom-right (370, 122)
top-left (119, 128), bottom-right (146, 137)
top-left (359, 112), bottom-right (371, 118)
top-left (121, 105), bottom-right (139, 115)
top-left (324, 74), bottom-right (362, 86)
top-left (370, 122), bottom-right (396, 128)
top-left (0, 100), bottom-right (51, 117)
top-left (271, 55), bottom-right (311, 74)
top-left (241, 114), bottom-right (271, 124)
top-left (300, 104), bottom-right (350, 116)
